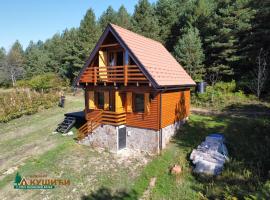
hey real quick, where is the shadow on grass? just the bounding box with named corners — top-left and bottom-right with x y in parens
top-left (222, 103), bottom-right (270, 115)
top-left (81, 187), bottom-right (138, 200)
top-left (174, 114), bottom-right (270, 199)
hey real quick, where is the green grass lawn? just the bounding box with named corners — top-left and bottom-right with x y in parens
top-left (0, 93), bottom-right (269, 199)
top-left (0, 95), bottom-right (148, 200)
top-left (130, 114), bottom-right (270, 200)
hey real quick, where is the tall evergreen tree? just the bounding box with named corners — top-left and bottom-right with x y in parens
top-left (44, 33), bottom-right (66, 74)
top-left (116, 5), bottom-right (131, 29)
top-left (99, 6), bottom-right (118, 30)
top-left (243, 0), bottom-right (270, 79)
top-left (76, 8), bottom-right (101, 78)
top-left (132, 0), bottom-right (160, 41)
top-left (156, 0), bottom-right (181, 44)
top-left (174, 26), bottom-right (205, 80)
top-left (203, 0), bottom-right (255, 80)
top-left (24, 40), bottom-right (50, 77)
top-left (61, 28), bottom-right (82, 80)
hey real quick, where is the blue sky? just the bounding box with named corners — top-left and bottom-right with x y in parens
top-left (0, 0), bottom-right (156, 51)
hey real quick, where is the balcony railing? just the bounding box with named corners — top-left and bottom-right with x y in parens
top-left (77, 110), bottom-right (126, 140)
top-left (79, 65), bottom-right (147, 85)
top-left (102, 111), bottom-right (126, 126)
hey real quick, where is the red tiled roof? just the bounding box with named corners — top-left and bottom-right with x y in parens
top-left (110, 24), bottom-right (195, 87)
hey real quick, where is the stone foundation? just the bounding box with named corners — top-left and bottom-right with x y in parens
top-left (80, 118), bottom-right (187, 154)
top-left (126, 126), bottom-right (159, 154)
top-left (86, 124), bottom-right (118, 153)
top-left (161, 119), bottom-right (187, 149)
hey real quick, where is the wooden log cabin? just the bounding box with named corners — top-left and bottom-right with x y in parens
top-left (75, 24), bottom-right (195, 154)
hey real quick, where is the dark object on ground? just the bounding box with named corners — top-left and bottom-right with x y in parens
top-left (56, 116), bottom-right (76, 133)
top-left (59, 95), bottom-right (65, 107)
top-left (196, 81), bottom-right (207, 93)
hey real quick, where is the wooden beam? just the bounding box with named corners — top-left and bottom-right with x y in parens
top-left (100, 43), bottom-right (120, 48)
top-left (94, 67), bottom-right (97, 86)
top-left (124, 65), bottom-right (128, 86)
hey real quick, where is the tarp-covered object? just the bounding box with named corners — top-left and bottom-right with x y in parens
top-left (190, 133), bottom-right (229, 175)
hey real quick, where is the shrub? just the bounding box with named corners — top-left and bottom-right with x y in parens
top-left (192, 81), bottom-right (256, 109)
top-left (0, 89), bottom-right (59, 122)
top-left (17, 73), bottom-right (69, 91)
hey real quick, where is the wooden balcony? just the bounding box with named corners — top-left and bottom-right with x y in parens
top-left (79, 65), bottom-right (148, 85)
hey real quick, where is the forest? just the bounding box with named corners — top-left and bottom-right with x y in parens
top-left (0, 0), bottom-right (269, 99)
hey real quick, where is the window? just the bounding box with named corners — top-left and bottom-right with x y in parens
top-left (116, 52), bottom-right (123, 66)
top-left (97, 92), bottom-right (104, 109)
top-left (134, 94), bottom-right (144, 112)
top-left (108, 52), bottom-right (115, 66)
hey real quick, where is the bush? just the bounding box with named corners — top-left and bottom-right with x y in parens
top-left (0, 89), bottom-right (59, 122)
top-left (17, 73), bottom-right (69, 91)
top-left (192, 81), bottom-right (256, 109)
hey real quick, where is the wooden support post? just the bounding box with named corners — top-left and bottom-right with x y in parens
top-left (94, 67), bottom-right (97, 86)
top-left (124, 65), bottom-right (128, 86)
top-left (124, 50), bottom-right (129, 86)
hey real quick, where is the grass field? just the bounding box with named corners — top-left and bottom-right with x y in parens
top-left (0, 95), bottom-right (149, 200)
top-left (0, 94), bottom-right (269, 199)
top-left (130, 114), bottom-right (270, 200)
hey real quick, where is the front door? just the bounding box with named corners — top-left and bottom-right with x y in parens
top-left (97, 92), bottom-right (104, 109)
top-left (118, 126), bottom-right (126, 150)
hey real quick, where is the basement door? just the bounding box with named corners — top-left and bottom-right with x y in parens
top-left (118, 126), bottom-right (126, 150)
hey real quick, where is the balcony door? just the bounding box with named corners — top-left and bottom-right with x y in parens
top-left (97, 92), bottom-right (104, 109)
top-left (108, 51), bottom-right (123, 66)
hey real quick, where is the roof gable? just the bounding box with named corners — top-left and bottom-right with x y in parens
top-left (75, 24), bottom-right (195, 87)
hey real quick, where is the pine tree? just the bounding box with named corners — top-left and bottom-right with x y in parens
top-left (74, 8), bottom-right (101, 80)
top-left (24, 40), bottom-right (50, 77)
top-left (61, 28), bottom-right (82, 80)
top-left (99, 6), bottom-right (118, 30)
top-left (116, 5), bottom-right (131, 29)
top-left (156, 0), bottom-right (181, 44)
top-left (174, 26), bottom-right (205, 80)
top-left (243, 0), bottom-right (270, 77)
top-left (203, 0), bottom-right (255, 80)
top-left (44, 34), bottom-right (66, 74)
top-left (132, 0), bottom-right (160, 41)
